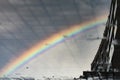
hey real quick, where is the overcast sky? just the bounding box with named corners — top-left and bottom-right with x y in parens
top-left (0, 0), bottom-right (111, 79)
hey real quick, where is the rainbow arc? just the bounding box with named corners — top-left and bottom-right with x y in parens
top-left (0, 15), bottom-right (107, 77)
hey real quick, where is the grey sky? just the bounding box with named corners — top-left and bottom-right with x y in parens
top-left (0, 0), bottom-right (111, 79)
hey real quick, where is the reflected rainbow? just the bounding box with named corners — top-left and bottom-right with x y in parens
top-left (0, 15), bottom-right (107, 77)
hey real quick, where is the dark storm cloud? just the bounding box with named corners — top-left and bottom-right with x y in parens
top-left (0, 0), bottom-right (110, 73)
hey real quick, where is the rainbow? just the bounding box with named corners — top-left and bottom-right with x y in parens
top-left (0, 15), bottom-right (107, 77)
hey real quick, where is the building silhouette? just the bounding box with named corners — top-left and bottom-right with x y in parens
top-left (78, 0), bottom-right (120, 79)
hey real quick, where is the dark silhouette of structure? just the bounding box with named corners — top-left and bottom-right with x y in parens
top-left (78, 0), bottom-right (120, 79)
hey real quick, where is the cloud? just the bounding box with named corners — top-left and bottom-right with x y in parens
top-left (0, 0), bottom-right (111, 78)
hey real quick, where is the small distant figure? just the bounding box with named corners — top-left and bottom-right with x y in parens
top-left (26, 67), bottom-right (29, 69)
top-left (74, 77), bottom-right (77, 80)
